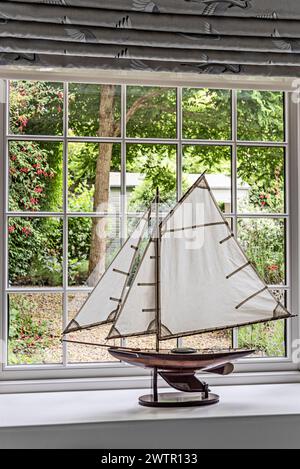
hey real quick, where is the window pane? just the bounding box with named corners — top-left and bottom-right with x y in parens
top-left (68, 217), bottom-right (121, 287)
top-left (68, 143), bottom-right (121, 213)
top-left (182, 88), bottom-right (231, 140)
top-left (238, 290), bottom-right (287, 358)
top-left (68, 83), bottom-right (121, 137)
top-left (67, 293), bottom-right (120, 363)
top-left (9, 141), bottom-right (63, 212)
top-left (237, 147), bottom-right (285, 214)
top-left (126, 144), bottom-right (177, 213)
top-left (237, 218), bottom-right (286, 285)
top-left (238, 320), bottom-right (286, 358)
top-left (8, 293), bottom-right (63, 365)
top-left (237, 90), bottom-right (284, 142)
top-left (9, 80), bottom-right (63, 136)
top-left (126, 86), bottom-right (176, 139)
top-left (182, 331), bottom-right (232, 351)
top-left (182, 145), bottom-right (231, 213)
top-left (8, 217), bottom-right (63, 287)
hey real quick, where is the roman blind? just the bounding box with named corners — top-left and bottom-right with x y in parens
top-left (1, 0), bottom-right (300, 76)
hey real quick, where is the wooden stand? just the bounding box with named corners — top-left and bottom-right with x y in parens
top-left (139, 368), bottom-right (220, 407)
top-left (139, 392), bottom-right (220, 407)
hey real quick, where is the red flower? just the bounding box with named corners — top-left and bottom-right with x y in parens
top-left (10, 155), bottom-right (17, 161)
top-left (261, 201), bottom-right (266, 206)
top-left (57, 105), bottom-right (62, 113)
top-left (268, 265), bottom-right (278, 271)
top-left (34, 186), bottom-right (43, 193)
top-left (20, 167), bottom-right (29, 173)
top-left (30, 197), bottom-right (38, 205)
top-left (57, 91), bottom-right (64, 100)
top-left (8, 225), bottom-right (15, 233)
top-left (36, 169), bottom-right (43, 175)
top-left (21, 226), bottom-right (31, 236)
top-left (18, 115), bottom-right (29, 127)
top-left (32, 163), bottom-right (41, 169)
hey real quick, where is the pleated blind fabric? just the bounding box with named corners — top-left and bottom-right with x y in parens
top-left (1, 0), bottom-right (300, 76)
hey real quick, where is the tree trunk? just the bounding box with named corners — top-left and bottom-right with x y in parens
top-left (88, 84), bottom-right (116, 286)
top-left (88, 86), bottom-right (164, 285)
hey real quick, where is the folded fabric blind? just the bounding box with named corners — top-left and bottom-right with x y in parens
top-left (1, 0), bottom-right (300, 76)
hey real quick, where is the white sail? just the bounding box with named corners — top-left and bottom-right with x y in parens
top-left (159, 175), bottom-right (290, 339)
top-left (107, 240), bottom-right (156, 339)
top-left (64, 214), bottom-right (149, 334)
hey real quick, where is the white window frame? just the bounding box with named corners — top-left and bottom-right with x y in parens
top-left (0, 69), bottom-right (300, 392)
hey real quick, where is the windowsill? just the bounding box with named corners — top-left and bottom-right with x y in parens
top-left (2, 383), bottom-right (300, 448)
top-left (1, 383), bottom-right (300, 429)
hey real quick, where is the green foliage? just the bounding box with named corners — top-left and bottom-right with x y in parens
top-left (126, 86), bottom-right (176, 139)
top-left (237, 90), bottom-right (284, 142)
top-left (127, 144), bottom-right (177, 210)
top-left (8, 296), bottom-right (52, 365)
top-left (68, 217), bottom-right (92, 285)
top-left (8, 217), bottom-right (63, 286)
top-left (9, 141), bottom-right (58, 212)
top-left (68, 83), bottom-right (121, 137)
top-left (9, 82), bottom-right (64, 287)
top-left (238, 320), bottom-right (285, 357)
top-left (182, 88), bottom-right (231, 140)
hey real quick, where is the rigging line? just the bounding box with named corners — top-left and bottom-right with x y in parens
top-left (219, 233), bottom-right (234, 244)
top-left (62, 339), bottom-right (141, 351)
top-left (162, 221), bottom-right (225, 234)
top-left (110, 297), bottom-right (122, 303)
top-left (226, 261), bottom-right (251, 279)
top-left (235, 286), bottom-right (268, 310)
top-left (138, 282), bottom-right (156, 286)
top-left (113, 268), bottom-right (130, 276)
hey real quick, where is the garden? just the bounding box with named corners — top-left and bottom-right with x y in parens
top-left (7, 81), bottom-right (286, 364)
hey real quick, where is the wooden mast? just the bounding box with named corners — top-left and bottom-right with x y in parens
top-left (155, 187), bottom-right (161, 352)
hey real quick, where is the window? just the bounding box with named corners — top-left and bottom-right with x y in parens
top-left (0, 78), bottom-right (297, 381)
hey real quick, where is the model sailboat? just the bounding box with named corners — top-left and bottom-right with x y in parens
top-left (64, 173), bottom-right (293, 407)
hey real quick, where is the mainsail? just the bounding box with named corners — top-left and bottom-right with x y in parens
top-left (63, 212), bottom-right (149, 334)
top-left (159, 175), bottom-right (291, 339)
top-left (107, 240), bottom-right (157, 339)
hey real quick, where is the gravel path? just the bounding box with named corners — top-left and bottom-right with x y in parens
top-left (10, 292), bottom-right (234, 364)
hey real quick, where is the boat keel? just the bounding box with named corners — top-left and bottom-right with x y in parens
top-left (159, 370), bottom-right (210, 393)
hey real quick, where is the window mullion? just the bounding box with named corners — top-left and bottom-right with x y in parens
top-left (176, 86), bottom-right (183, 349)
top-left (0, 79), bottom-right (6, 372)
top-left (232, 89), bottom-right (239, 350)
top-left (121, 83), bottom-right (127, 349)
top-left (62, 81), bottom-right (69, 367)
top-left (3, 80), bottom-right (9, 369)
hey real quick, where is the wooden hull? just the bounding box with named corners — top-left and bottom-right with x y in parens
top-left (108, 348), bottom-right (253, 371)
